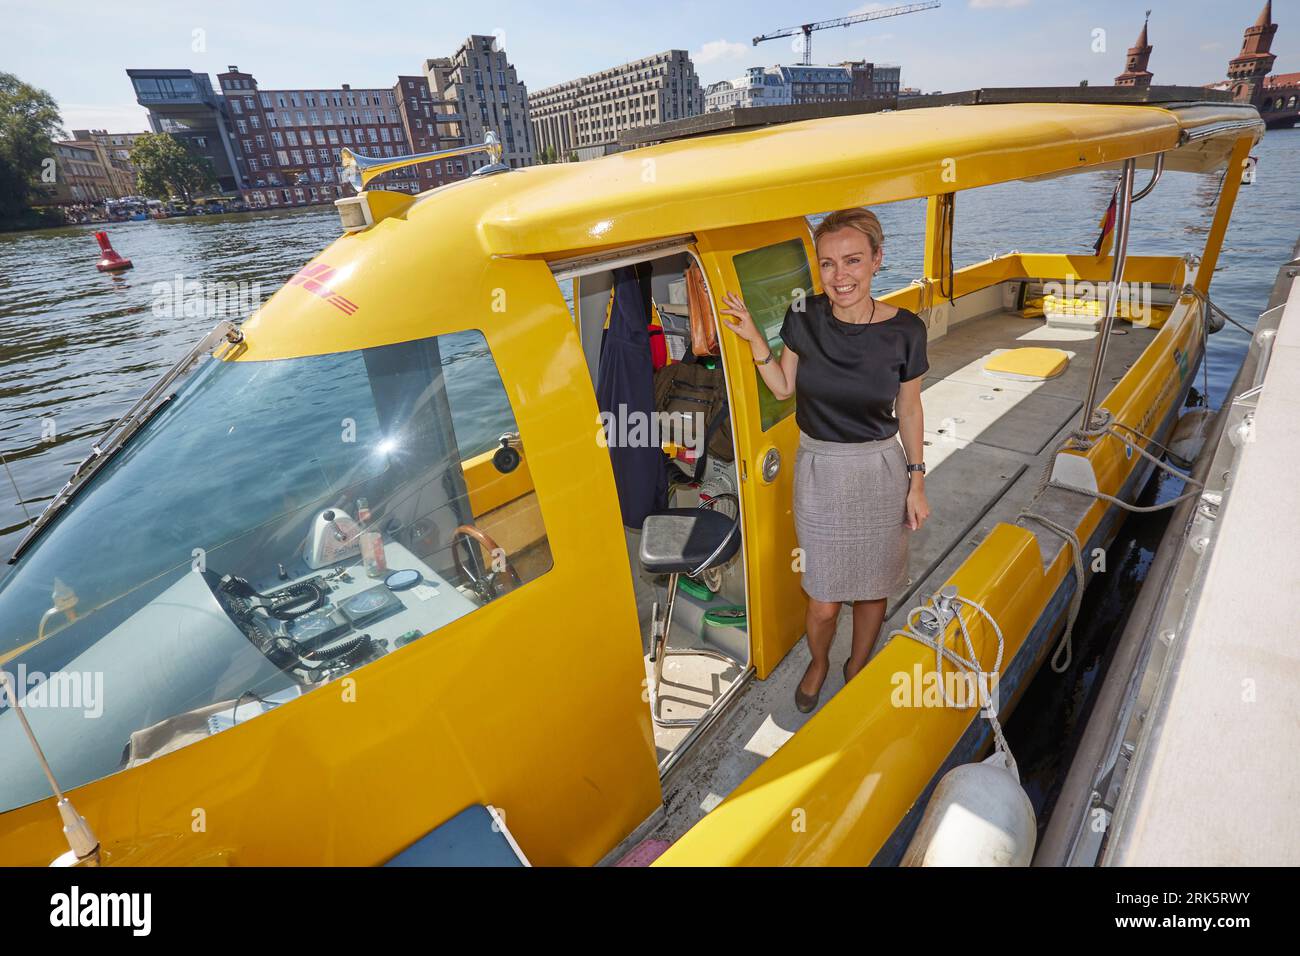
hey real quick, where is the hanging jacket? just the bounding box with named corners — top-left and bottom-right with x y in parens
top-left (596, 265), bottom-right (669, 529)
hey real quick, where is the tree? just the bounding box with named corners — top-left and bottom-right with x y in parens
top-left (130, 132), bottom-right (217, 203)
top-left (0, 72), bottom-right (64, 221)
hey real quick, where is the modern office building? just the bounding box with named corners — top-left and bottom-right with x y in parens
top-left (426, 34), bottom-right (534, 170)
top-left (705, 61), bottom-right (901, 113)
top-left (704, 67), bottom-right (791, 112)
top-left (126, 69), bottom-right (245, 194)
top-left (529, 50), bottom-right (703, 160)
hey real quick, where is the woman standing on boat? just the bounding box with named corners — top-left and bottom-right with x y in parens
top-left (720, 208), bottom-right (931, 713)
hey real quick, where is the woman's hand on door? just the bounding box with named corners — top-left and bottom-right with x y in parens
top-left (719, 292), bottom-right (763, 345)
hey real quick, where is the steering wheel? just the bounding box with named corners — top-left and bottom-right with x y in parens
top-left (452, 524), bottom-right (523, 602)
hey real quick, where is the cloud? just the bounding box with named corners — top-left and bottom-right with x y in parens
top-left (58, 103), bottom-right (151, 135)
top-left (694, 39), bottom-right (748, 65)
top-left (969, 0), bottom-right (1031, 9)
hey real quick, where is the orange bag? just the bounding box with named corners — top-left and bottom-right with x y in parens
top-left (686, 261), bottom-right (719, 356)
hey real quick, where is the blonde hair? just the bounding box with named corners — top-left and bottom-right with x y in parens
top-left (813, 208), bottom-right (884, 256)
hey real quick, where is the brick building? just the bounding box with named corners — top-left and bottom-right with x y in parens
top-left (1226, 1), bottom-right (1299, 129)
top-left (1114, 13), bottom-right (1154, 88)
top-left (129, 58), bottom-right (477, 209)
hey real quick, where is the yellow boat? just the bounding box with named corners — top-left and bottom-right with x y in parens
top-left (0, 91), bottom-right (1262, 866)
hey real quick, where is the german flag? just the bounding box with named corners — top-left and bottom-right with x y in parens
top-left (1093, 186), bottom-right (1118, 258)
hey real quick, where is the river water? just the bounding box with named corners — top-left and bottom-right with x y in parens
top-left (1, 128), bottom-right (1297, 831)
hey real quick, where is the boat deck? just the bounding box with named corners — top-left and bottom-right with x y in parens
top-left (634, 305), bottom-right (1160, 844)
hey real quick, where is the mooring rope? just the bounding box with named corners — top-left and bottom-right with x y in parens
top-left (1019, 407), bottom-right (1206, 673)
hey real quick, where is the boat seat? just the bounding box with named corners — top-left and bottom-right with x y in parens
top-left (983, 346), bottom-right (1070, 381)
top-left (639, 495), bottom-right (743, 727)
top-left (639, 507), bottom-right (740, 576)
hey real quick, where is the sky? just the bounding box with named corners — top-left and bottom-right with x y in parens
top-left (7, 0), bottom-right (1298, 134)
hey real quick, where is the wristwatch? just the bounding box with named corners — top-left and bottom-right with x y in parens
top-left (906, 462), bottom-right (926, 476)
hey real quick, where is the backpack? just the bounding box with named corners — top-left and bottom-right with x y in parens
top-left (653, 358), bottom-right (733, 483)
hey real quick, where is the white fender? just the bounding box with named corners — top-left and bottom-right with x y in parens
top-left (901, 750), bottom-right (1037, 867)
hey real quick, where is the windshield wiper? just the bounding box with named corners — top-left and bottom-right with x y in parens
top-left (8, 320), bottom-right (245, 565)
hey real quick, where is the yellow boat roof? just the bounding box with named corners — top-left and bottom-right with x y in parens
top-left (463, 101), bottom-right (1261, 258)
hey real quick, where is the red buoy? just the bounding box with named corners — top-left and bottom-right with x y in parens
top-left (94, 231), bottom-right (133, 272)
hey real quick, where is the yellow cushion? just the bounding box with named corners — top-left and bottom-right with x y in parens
top-left (983, 347), bottom-right (1070, 381)
top-left (1022, 293), bottom-right (1173, 329)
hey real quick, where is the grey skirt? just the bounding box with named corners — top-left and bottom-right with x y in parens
top-left (793, 429), bottom-right (910, 603)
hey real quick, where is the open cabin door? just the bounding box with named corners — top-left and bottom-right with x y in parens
top-left (694, 220), bottom-right (818, 679)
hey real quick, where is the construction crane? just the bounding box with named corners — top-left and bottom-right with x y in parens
top-left (753, 2), bottom-right (942, 66)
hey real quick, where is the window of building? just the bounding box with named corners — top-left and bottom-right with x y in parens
top-left (250, 115), bottom-right (261, 129)
top-left (286, 131), bottom-right (298, 146)
top-left (342, 129), bottom-right (352, 144)
top-left (290, 93), bottom-right (300, 108)
top-left (291, 150), bottom-right (303, 164)
top-left (231, 100), bottom-right (242, 114)
top-left (276, 150), bottom-right (289, 165)
top-left (327, 129), bottom-right (338, 144)
top-left (309, 111), bottom-right (320, 125)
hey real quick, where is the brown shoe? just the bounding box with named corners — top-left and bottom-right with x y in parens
top-left (795, 685), bottom-right (820, 713)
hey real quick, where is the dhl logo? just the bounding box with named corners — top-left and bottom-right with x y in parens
top-left (286, 263), bottom-right (359, 315)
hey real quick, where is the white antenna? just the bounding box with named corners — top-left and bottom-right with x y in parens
top-left (0, 672), bottom-right (100, 866)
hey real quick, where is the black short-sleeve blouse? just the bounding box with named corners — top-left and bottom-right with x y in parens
top-left (778, 293), bottom-right (928, 443)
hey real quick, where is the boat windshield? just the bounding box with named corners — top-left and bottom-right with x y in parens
top-left (0, 330), bottom-right (550, 813)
